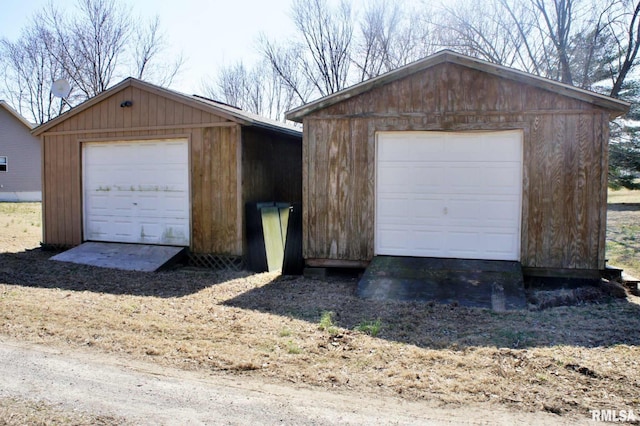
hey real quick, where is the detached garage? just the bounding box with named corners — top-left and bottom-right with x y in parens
top-left (286, 50), bottom-right (629, 277)
top-left (34, 78), bottom-right (301, 266)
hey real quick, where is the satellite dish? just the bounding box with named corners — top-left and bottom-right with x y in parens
top-left (51, 79), bottom-right (71, 98)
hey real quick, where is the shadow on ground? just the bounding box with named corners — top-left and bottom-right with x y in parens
top-left (224, 273), bottom-right (640, 350)
top-left (0, 249), bottom-right (243, 298)
top-left (3, 248), bottom-right (640, 350)
top-left (607, 202), bottom-right (640, 212)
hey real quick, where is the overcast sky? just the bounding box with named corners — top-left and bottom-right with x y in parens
top-left (0, 0), bottom-right (295, 94)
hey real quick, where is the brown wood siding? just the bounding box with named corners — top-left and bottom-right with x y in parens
top-left (304, 119), bottom-right (373, 260)
top-left (303, 62), bottom-right (610, 270)
top-left (241, 127), bottom-right (302, 205)
top-left (191, 126), bottom-right (241, 255)
top-left (46, 86), bottom-right (228, 135)
top-left (41, 87), bottom-right (244, 255)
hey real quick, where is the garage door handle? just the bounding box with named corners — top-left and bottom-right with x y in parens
top-left (443, 207), bottom-right (448, 215)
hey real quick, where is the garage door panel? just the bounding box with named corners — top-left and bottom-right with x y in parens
top-left (378, 165), bottom-right (412, 190)
top-left (482, 199), bottom-right (521, 223)
top-left (446, 166), bottom-right (485, 189)
top-left (413, 198), bottom-right (446, 222)
top-left (482, 165), bottom-right (521, 182)
top-left (378, 200), bottom-right (412, 223)
top-left (378, 228), bottom-right (445, 255)
top-left (376, 131), bottom-right (522, 261)
top-left (83, 140), bottom-right (190, 246)
top-left (484, 232), bottom-right (519, 253)
top-left (376, 228), bottom-right (410, 251)
top-left (412, 166), bottom-right (445, 190)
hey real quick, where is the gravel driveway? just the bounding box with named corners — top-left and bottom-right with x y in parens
top-left (0, 338), bottom-right (580, 425)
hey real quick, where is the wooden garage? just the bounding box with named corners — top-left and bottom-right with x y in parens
top-left (285, 50), bottom-right (629, 277)
top-left (34, 77), bottom-right (301, 266)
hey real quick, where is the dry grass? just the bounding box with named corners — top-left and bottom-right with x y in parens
top-left (607, 189), bottom-right (640, 278)
top-left (608, 188), bottom-right (640, 204)
top-left (1, 202), bottom-right (640, 423)
top-left (0, 202), bottom-right (41, 253)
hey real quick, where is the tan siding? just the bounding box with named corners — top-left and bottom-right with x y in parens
top-left (36, 78), bottom-right (301, 255)
top-left (190, 128), bottom-right (205, 251)
top-left (43, 139), bottom-right (55, 243)
top-left (190, 126), bottom-right (241, 255)
top-left (303, 62), bottom-right (610, 270)
top-left (40, 87), bottom-right (253, 256)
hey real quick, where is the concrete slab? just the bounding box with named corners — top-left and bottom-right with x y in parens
top-left (50, 242), bottom-right (186, 272)
top-left (357, 256), bottom-right (527, 311)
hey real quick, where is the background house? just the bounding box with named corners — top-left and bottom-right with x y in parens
top-left (33, 78), bottom-right (301, 267)
top-left (286, 50), bottom-right (629, 278)
top-left (0, 100), bottom-right (41, 202)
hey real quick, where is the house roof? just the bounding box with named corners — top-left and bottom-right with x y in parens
top-left (285, 50), bottom-right (631, 122)
top-left (0, 100), bottom-right (34, 129)
top-left (32, 77), bottom-right (301, 137)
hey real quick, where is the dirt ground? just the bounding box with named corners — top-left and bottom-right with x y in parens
top-left (1, 202), bottom-right (639, 424)
top-left (1, 338), bottom-right (586, 425)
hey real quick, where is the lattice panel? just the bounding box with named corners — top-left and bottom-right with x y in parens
top-left (187, 253), bottom-right (245, 271)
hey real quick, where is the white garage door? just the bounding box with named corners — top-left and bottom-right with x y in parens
top-left (83, 140), bottom-right (190, 246)
top-left (376, 131), bottom-right (522, 261)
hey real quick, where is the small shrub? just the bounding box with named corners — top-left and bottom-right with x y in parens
top-left (286, 340), bottom-right (302, 354)
top-left (279, 328), bottom-right (292, 337)
top-left (319, 311), bottom-right (339, 335)
top-left (355, 319), bottom-right (382, 337)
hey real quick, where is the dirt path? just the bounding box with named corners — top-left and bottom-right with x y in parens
top-left (0, 339), bottom-right (585, 425)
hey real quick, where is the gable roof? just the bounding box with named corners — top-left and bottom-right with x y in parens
top-left (0, 100), bottom-right (34, 129)
top-left (32, 77), bottom-right (301, 137)
top-left (286, 50), bottom-right (630, 122)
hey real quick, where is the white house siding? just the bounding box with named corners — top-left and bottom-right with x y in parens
top-left (0, 103), bottom-right (41, 201)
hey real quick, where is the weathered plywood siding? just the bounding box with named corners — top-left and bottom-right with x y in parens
top-left (40, 85), bottom-right (243, 255)
top-left (304, 119), bottom-right (373, 261)
top-left (304, 62), bottom-right (610, 270)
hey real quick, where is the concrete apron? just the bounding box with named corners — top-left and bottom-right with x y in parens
top-left (357, 256), bottom-right (527, 311)
top-left (50, 242), bottom-right (186, 272)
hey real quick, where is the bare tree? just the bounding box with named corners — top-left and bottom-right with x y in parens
top-left (608, 0), bottom-right (640, 97)
top-left (0, 0), bottom-right (183, 124)
top-left (260, 37), bottom-right (317, 105)
top-left (0, 24), bottom-right (67, 124)
top-left (201, 59), bottom-right (299, 122)
top-left (252, 0), bottom-right (429, 115)
top-left (534, 0), bottom-right (576, 84)
top-left (41, 0), bottom-right (130, 98)
top-left (290, 0), bottom-right (354, 95)
top-left (434, 0), bottom-right (640, 95)
top-left (260, 0), bottom-right (354, 103)
top-left (133, 15), bottom-right (183, 86)
top-left (354, 0), bottom-right (435, 80)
